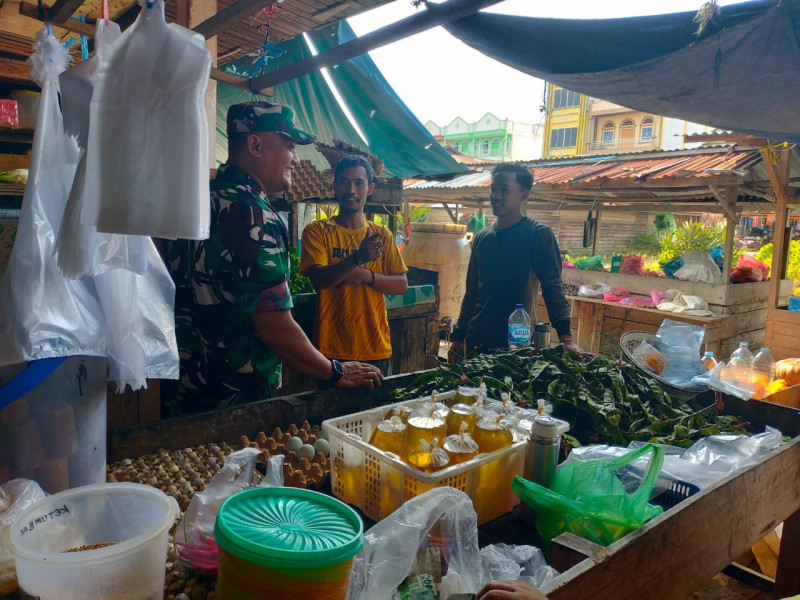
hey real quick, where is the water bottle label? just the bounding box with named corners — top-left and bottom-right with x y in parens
top-left (508, 325), bottom-right (531, 346)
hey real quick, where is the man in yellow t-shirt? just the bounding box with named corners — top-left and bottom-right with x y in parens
top-left (301, 156), bottom-right (408, 374)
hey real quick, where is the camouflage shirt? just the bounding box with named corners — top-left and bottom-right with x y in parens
top-left (164, 164), bottom-right (292, 416)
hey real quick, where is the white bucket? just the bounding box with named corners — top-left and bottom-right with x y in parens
top-left (10, 482), bottom-right (179, 600)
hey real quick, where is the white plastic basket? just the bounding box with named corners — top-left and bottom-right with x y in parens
top-left (322, 392), bottom-right (527, 525)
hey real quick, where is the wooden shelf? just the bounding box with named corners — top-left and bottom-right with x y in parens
top-left (0, 181), bottom-right (25, 197)
top-left (0, 124), bottom-right (33, 144)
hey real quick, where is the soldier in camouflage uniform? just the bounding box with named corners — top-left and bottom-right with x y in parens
top-left (164, 101), bottom-right (383, 416)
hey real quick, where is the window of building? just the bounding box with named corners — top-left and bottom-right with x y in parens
top-left (549, 127), bottom-right (577, 149)
top-left (490, 138), bottom-right (500, 156)
top-left (461, 141), bottom-right (470, 154)
top-left (640, 117), bottom-right (655, 142)
top-left (552, 88), bottom-right (580, 109)
top-left (620, 119), bottom-right (635, 146)
top-left (482, 139), bottom-right (489, 154)
top-left (601, 122), bottom-right (615, 146)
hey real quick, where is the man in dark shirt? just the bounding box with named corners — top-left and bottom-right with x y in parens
top-left (449, 163), bottom-right (587, 358)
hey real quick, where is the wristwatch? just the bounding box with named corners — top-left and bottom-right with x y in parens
top-left (319, 359), bottom-right (344, 389)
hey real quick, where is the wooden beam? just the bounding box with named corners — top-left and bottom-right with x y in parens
top-left (248, 0), bottom-right (505, 90)
top-left (19, 1), bottom-right (97, 36)
top-left (48, 0), bottom-right (85, 23)
top-left (759, 147), bottom-right (790, 205)
top-left (442, 202), bottom-right (458, 224)
top-left (0, 60), bottom-right (31, 85)
top-left (191, 0), bottom-right (270, 40)
top-left (775, 511), bottom-right (800, 597)
top-left (311, 0), bottom-right (348, 22)
top-left (722, 187), bottom-right (737, 283)
top-left (708, 184), bottom-right (738, 222)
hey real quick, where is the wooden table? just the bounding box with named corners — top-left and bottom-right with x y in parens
top-left (108, 374), bottom-right (800, 600)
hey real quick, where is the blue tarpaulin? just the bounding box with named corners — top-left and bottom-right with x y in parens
top-left (445, 0), bottom-right (800, 142)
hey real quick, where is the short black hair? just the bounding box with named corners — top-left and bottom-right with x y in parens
top-left (491, 163), bottom-right (533, 191)
top-left (335, 155), bottom-right (375, 185)
top-left (227, 131), bottom-right (251, 153)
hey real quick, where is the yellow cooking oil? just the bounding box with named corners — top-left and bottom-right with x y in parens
top-left (443, 422), bottom-right (479, 465)
top-left (452, 386), bottom-right (479, 406)
top-left (445, 403), bottom-right (477, 436)
top-left (407, 437), bottom-right (450, 473)
top-left (472, 414), bottom-right (513, 454)
top-left (383, 405), bottom-right (412, 423)
top-left (368, 416), bottom-right (406, 456)
top-left (402, 406), bottom-right (446, 461)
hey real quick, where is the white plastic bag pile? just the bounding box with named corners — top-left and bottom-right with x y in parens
top-left (0, 1), bottom-right (211, 389)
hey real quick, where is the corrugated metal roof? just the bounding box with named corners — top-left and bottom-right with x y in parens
top-left (404, 147), bottom-right (769, 191)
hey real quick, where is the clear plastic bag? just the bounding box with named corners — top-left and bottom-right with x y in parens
top-left (174, 448), bottom-right (283, 575)
top-left (480, 543), bottom-right (557, 591)
top-left (654, 319), bottom-right (707, 387)
top-left (691, 362), bottom-right (756, 400)
top-left (633, 340), bottom-right (667, 375)
top-left (346, 487), bottom-right (482, 600)
top-left (577, 283), bottom-right (611, 298)
top-left (0, 479), bottom-right (46, 579)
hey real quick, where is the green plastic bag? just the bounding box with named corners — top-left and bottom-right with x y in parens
top-left (574, 255), bottom-right (604, 271)
top-left (512, 443), bottom-right (665, 553)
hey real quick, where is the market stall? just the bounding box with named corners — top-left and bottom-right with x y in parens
top-left (406, 144), bottom-right (800, 357)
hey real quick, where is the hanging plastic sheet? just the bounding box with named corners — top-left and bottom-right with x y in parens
top-left (0, 29), bottom-right (179, 390)
top-left (56, 18), bottom-right (149, 278)
top-left (83, 0), bottom-right (212, 239)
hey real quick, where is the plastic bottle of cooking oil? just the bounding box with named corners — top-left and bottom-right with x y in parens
top-left (701, 351), bottom-right (718, 370)
top-left (445, 403), bottom-right (478, 436)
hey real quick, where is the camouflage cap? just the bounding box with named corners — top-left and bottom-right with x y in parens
top-left (226, 101), bottom-right (316, 145)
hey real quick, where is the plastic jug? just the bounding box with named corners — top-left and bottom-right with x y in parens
top-left (701, 352), bottom-right (718, 370)
top-left (750, 348), bottom-right (775, 399)
top-left (729, 342), bottom-right (753, 364)
top-left (508, 304), bottom-right (531, 348)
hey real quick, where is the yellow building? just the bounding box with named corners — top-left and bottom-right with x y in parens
top-left (541, 84), bottom-right (591, 158)
top-left (542, 84), bottom-right (674, 157)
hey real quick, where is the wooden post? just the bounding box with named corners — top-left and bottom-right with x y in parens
top-left (188, 0), bottom-right (217, 169)
top-left (722, 187), bottom-right (738, 283)
top-left (591, 210), bottom-right (601, 256)
top-left (402, 198), bottom-right (410, 238)
top-left (764, 149), bottom-right (792, 308)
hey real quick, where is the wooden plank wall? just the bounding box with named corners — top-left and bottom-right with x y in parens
top-left (420, 207), bottom-right (654, 255)
top-left (764, 308), bottom-right (800, 360)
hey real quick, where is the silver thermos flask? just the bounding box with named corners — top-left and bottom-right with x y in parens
top-left (519, 414), bottom-right (561, 528)
top-left (533, 322), bottom-right (551, 349)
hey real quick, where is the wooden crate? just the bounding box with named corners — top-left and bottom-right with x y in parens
top-left (758, 383), bottom-right (800, 409)
top-left (764, 308), bottom-right (800, 360)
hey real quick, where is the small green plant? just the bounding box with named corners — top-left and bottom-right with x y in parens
top-left (410, 204), bottom-right (431, 222)
top-left (657, 221), bottom-right (743, 265)
top-left (288, 247), bottom-right (314, 294)
top-left (756, 240), bottom-right (800, 289)
top-left (625, 231), bottom-right (663, 257)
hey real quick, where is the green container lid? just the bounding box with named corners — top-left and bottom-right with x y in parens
top-left (214, 487), bottom-right (363, 570)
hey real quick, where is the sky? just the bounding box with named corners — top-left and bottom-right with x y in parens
top-left (347, 0), bottom-right (750, 127)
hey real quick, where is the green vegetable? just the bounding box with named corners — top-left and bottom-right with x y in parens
top-left (390, 346), bottom-right (745, 448)
top-left (288, 247), bottom-right (314, 294)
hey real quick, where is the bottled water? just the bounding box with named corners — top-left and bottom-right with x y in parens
top-left (729, 342), bottom-right (753, 364)
top-left (508, 304), bottom-right (531, 348)
top-left (727, 342), bottom-right (754, 383)
top-left (701, 351), bottom-right (718, 370)
top-left (750, 348), bottom-right (775, 398)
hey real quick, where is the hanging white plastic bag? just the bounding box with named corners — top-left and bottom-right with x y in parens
top-left (56, 18), bottom-right (149, 279)
top-left (83, 0), bottom-right (211, 240)
top-left (346, 487), bottom-right (482, 600)
top-left (0, 28), bottom-right (179, 390)
top-left (479, 544), bottom-right (557, 591)
top-left (0, 30), bottom-right (105, 363)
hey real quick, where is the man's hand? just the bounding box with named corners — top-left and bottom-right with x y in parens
top-left (335, 361), bottom-right (383, 391)
top-left (356, 226), bottom-right (383, 264)
top-left (477, 580), bottom-right (549, 600)
top-left (448, 341), bottom-right (465, 364)
top-left (338, 266), bottom-right (372, 287)
top-left (560, 336), bottom-right (593, 357)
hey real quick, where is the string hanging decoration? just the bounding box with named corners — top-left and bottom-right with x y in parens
top-left (223, 2), bottom-right (286, 79)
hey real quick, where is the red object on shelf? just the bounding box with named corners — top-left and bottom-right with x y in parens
top-left (0, 99), bottom-right (19, 126)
